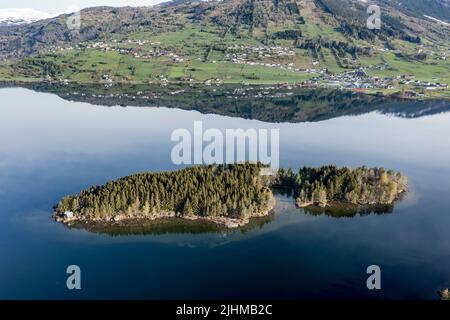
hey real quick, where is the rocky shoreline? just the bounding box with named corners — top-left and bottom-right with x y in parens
top-left (53, 206), bottom-right (274, 230)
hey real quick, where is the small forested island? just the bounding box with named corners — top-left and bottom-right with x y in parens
top-left (274, 166), bottom-right (408, 208)
top-left (55, 163), bottom-right (276, 229)
top-left (54, 163), bottom-right (407, 229)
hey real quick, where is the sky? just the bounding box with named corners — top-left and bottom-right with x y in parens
top-left (0, 1), bottom-right (167, 15)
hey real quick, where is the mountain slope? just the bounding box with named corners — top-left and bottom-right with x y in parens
top-left (0, 0), bottom-right (448, 93)
top-left (1, 0), bottom-right (448, 59)
top-left (378, 0), bottom-right (450, 23)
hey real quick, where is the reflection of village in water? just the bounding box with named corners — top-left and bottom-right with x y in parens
top-left (2, 83), bottom-right (450, 124)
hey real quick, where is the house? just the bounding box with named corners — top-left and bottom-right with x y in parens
top-left (401, 74), bottom-right (415, 80)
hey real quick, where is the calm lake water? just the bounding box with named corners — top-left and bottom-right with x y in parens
top-left (1, 87), bottom-right (450, 299)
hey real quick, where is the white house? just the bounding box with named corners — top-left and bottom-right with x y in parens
top-left (63, 211), bottom-right (74, 219)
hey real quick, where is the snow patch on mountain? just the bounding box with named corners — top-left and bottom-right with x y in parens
top-left (424, 15), bottom-right (450, 26)
top-left (0, 8), bottom-right (54, 26)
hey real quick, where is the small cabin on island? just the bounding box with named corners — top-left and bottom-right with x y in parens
top-left (63, 211), bottom-right (74, 219)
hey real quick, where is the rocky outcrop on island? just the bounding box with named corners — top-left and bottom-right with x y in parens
top-left (439, 288), bottom-right (450, 300)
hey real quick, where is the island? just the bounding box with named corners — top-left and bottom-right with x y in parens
top-left (54, 163), bottom-right (276, 229)
top-left (274, 166), bottom-right (408, 209)
top-left (54, 163), bottom-right (407, 229)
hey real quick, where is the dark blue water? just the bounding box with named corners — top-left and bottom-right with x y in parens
top-left (1, 88), bottom-right (450, 299)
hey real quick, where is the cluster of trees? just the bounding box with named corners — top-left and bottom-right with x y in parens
top-left (56, 163), bottom-right (274, 220)
top-left (274, 166), bottom-right (407, 208)
top-left (296, 38), bottom-right (360, 64)
top-left (228, 0), bottom-right (302, 29)
top-left (272, 29), bottom-right (302, 40)
top-left (55, 161), bottom-right (408, 222)
top-left (15, 58), bottom-right (63, 78)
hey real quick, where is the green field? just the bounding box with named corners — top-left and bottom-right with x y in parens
top-left (1, 47), bottom-right (315, 84)
top-left (360, 51), bottom-right (450, 84)
top-left (0, 21), bottom-right (448, 100)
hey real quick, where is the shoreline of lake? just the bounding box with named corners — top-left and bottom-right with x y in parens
top-left (0, 80), bottom-right (448, 101)
top-left (53, 207), bottom-right (275, 230)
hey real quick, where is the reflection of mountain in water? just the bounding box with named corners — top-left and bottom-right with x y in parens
top-left (4, 82), bottom-right (450, 123)
top-left (378, 100), bottom-right (450, 119)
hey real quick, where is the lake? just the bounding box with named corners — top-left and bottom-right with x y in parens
top-left (0, 87), bottom-right (450, 299)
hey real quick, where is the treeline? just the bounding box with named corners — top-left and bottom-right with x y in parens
top-left (273, 166), bottom-right (407, 208)
top-left (229, 0), bottom-right (302, 28)
top-left (296, 38), bottom-right (359, 59)
top-left (272, 29), bottom-right (303, 40)
top-left (14, 58), bottom-right (63, 78)
top-left (56, 163), bottom-right (274, 220)
top-left (55, 163), bottom-right (408, 223)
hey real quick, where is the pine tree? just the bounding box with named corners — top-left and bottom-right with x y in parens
top-left (183, 199), bottom-right (194, 217)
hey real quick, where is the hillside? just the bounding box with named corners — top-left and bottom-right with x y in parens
top-left (378, 0), bottom-right (450, 23)
top-left (0, 0), bottom-right (449, 94)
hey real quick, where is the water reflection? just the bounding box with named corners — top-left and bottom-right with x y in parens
top-left (61, 188), bottom-right (398, 236)
top-left (65, 215), bottom-right (274, 237)
top-left (1, 87), bottom-right (450, 299)
top-left (303, 203), bottom-right (394, 218)
top-left (3, 82), bottom-right (449, 123)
